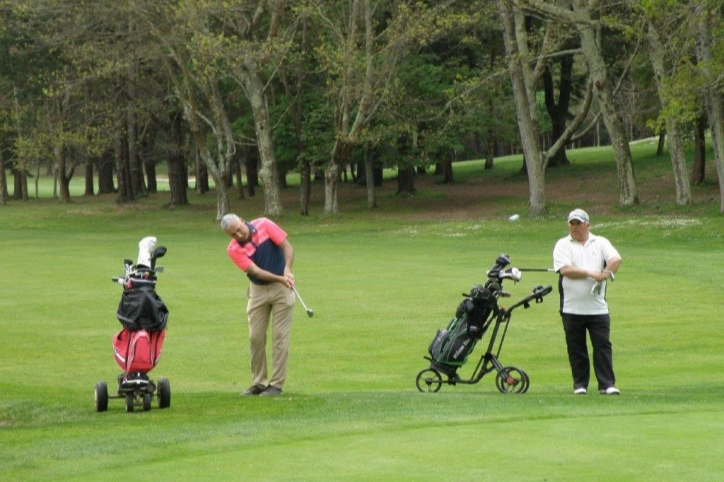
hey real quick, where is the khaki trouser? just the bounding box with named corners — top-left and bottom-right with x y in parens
top-left (246, 282), bottom-right (295, 389)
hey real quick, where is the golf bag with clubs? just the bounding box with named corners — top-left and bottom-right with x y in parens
top-left (428, 284), bottom-right (498, 371)
top-left (94, 237), bottom-right (172, 412)
top-left (418, 253), bottom-right (553, 393)
top-left (427, 255), bottom-right (511, 379)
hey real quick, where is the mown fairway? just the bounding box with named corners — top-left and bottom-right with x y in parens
top-left (2, 150), bottom-right (724, 481)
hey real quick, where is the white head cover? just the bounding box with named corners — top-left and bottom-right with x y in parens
top-left (500, 267), bottom-right (522, 282)
top-left (137, 236), bottom-right (157, 268)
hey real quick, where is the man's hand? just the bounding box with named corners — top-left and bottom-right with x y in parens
top-left (282, 268), bottom-right (295, 289)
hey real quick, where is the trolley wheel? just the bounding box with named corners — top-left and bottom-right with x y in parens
top-left (158, 378), bottom-right (171, 409)
top-left (125, 394), bottom-right (135, 412)
top-left (142, 393), bottom-right (152, 411)
top-left (94, 381), bottom-right (108, 412)
top-left (416, 368), bottom-right (443, 393)
top-left (495, 366), bottom-right (530, 394)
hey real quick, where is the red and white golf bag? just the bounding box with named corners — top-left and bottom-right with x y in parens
top-left (112, 328), bottom-right (166, 373)
top-left (112, 236), bottom-right (169, 375)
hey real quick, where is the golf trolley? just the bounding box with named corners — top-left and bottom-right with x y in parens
top-left (416, 254), bottom-right (552, 394)
top-left (94, 237), bottom-right (171, 413)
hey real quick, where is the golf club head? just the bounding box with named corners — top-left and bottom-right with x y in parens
top-left (306, 309), bottom-right (314, 318)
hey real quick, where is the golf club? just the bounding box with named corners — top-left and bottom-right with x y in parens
top-left (293, 286), bottom-right (314, 317)
top-left (518, 268), bottom-right (556, 272)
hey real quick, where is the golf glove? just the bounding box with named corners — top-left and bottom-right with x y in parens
top-left (590, 281), bottom-right (604, 296)
top-left (137, 236), bottom-right (157, 268)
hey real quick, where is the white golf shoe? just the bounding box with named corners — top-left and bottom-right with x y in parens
top-left (600, 387), bottom-right (621, 395)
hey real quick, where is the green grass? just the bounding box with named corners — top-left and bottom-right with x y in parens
top-left (2, 150), bottom-right (724, 481)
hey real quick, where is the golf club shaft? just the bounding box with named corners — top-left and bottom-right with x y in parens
top-left (292, 286), bottom-right (313, 313)
top-left (518, 268), bottom-right (556, 272)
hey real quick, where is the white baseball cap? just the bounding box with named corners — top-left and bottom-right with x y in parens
top-left (567, 208), bottom-right (589, 223)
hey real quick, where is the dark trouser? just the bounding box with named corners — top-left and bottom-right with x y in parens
top-left (561, 313), bottom-right (615, 391)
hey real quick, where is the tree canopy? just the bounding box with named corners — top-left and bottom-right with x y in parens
top-left (2, 0), bottom-right (724, 215)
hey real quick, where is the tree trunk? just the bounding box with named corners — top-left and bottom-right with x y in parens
top-left (98, 150), bottom-right (115, 194)
top-left (57, 145), bottom-right (72, 203)
top-left (195, 148), bottom-right (209, 194)
top-left (84, 158), bottom-right (94, 196)
top-left (441, 158), bottom-right (454, 184)
top-left (115, 113), bottom-right (134, 204)
top-left (145, 161), bottom-right (158, 194)
top-left (656, 131), bottom-right (666, 156)
top-left (543, 56), bottom-right (573, 168)
top-left (325, 138), bottom-right (354, 214)
top-left (695, 6), bottom-right (724, 212)
top-left (573, 0), bottom-right (639, 206)
top-left (486, 35), bottom-right (498, 171)
top-left (646, 20), bottom-right (692, 205)
top-left (244, 145), bottom-right (259, 197)
top-left (127, 110), bottom-right (145, 197)
top-left (165, 54), bottom-right (232, 219)
top-left (497, 0), bottom-right (547, 216)
top-left (215, 173), bottom-right (230, 220)
top-left (13, 169), bottom-right (28, 201)
top-left (167, 110), bottom-right (188, 208)
top-left (245, 70), bottom-right (283, 216)
top-left (364, 145), bottom-right (377, 208)
top-left (666, 126), bottom-right (693, 205)
top-left (167, 153), bottom-right (188, 208)
top-left (233, 151), bottom-right (245, 200)
top-left (323, 162), bottom-right (339, 214)
top-left (486, 140), bottom-right (496, 170)
top-left (140, 123), bottom-right (158, 194)
top-left (0, 153), bottom-right (7, 204)
top-left (300, 158), bottom-right (311, 215)
top-left (396, 166), bottom-right (416, 195)
top-left (692, 116), bottom-right (706, 185)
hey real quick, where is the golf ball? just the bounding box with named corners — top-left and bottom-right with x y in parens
top-left (509, 214), bottom-right (520, 222)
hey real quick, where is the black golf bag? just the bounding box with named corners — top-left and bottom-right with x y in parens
top-left (428, 285), bottom-right (499, 374)
top-left (427, 254), bottom-right (513, 376)
top-left (116, 283), bottom-right (169, 332)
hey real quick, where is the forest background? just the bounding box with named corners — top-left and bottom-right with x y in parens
top-left (1, 0), bottom-right (724, 220)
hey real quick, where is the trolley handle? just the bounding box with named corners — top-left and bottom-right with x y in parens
top-left (505, 285), bottom-right (553, 312)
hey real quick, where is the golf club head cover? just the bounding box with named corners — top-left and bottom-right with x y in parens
top-left (487, 254), bottom-right (511, 279)
top-left (500, 267), bottom-right (522, 282)
top-left (137, 236), bottom-right (157, 269)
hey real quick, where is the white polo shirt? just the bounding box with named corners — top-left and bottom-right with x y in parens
top-left (553, 233), bottom-right (621, 315)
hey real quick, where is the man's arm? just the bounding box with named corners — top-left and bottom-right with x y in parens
top-left (559, 265), bottom-right (599, 280)
top-left (280, 239), bottom-right (295, 287)
top-left (560, 256), bottom-right (622, 283)
top-left (602, 256), bottom-right (622, 280)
